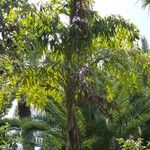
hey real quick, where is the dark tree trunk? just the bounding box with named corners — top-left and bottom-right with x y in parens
top-left (104, 138), bottom-right (112, 150)
top-left (142, 120), bottom-right (150, 147)
top-left (65, 0), bottom-right (92, 149)
top-left (66, 85), bottom-right (80, 150)
top-left (18, 100), bottom-right (31, 119)
top-left (18, 100), bottom-right (34, 150)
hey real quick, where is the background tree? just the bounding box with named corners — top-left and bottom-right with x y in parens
top-left (141, 37), bottom-right (149, 53)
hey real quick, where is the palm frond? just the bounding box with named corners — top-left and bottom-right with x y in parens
top-left (141, 0), bottom-right (150, 8)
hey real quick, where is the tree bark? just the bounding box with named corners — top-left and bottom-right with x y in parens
top-left (18, 100), bottom-right (31, 119)
top-left (66, 85), bottom-right (80, 150)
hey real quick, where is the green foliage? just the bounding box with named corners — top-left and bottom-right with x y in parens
top-left (0, 0), bottom-right (150, 149)
top-left (0, 123), bottom-right (10, 149)
top-left (117, 138), bottom-right (150, 150)
top-left (0, 0), bottom-right (145, 110)
top-left (0, 56), bottom-right (17, 111)
top-left (92, 15), bottom-right (139, 49)
top-left (0, 122), bottom-right (20, 149)
top-left (40, 98), bottom-right (67, 149)
top-left (77, 86), bottom-right (150, 149)
top-left (2, 97), bottom-right (67, 149)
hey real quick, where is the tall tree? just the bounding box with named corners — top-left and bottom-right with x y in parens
top-left (1, 0), bottom-right (150, 150)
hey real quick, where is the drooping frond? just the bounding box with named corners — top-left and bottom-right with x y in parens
top-left (141, 0), bottom-right (150, 8)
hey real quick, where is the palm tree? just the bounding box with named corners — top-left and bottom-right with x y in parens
top-left (141, 0), bottom-right (150, 8)
top-left (80, 88), bottom-right (150, 150)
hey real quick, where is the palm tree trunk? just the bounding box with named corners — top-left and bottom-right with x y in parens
top-left (66, 85), bottom-right (80, 150)
top-left (105, 138), bottom-right (112, 150)
top-left (65, 0), bottom-right (92, 149)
